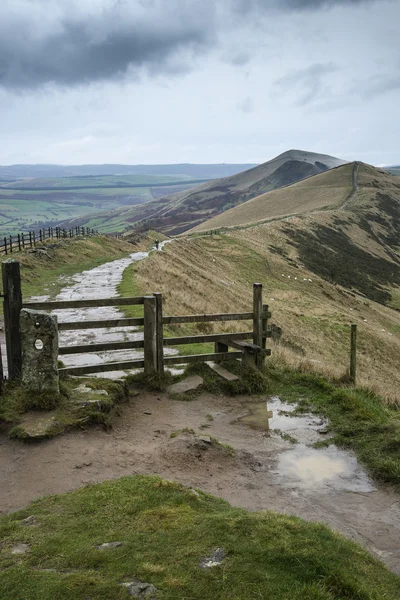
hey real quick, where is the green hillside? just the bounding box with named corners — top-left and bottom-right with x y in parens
top-left (0, 174), bottom-right (208, 236)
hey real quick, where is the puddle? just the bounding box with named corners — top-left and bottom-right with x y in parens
top-left (275, 444), bottom-right (376, 493)
top-left (238, 397), bottom-right (329, 444)
top-left (27, 241), bottom-right (177, 378)
top-left (238, 397), bottom-right (376, 493)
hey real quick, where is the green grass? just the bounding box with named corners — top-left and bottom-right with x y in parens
top-left (0, 475), bottom-right (398, 599)
top-left (0, 236), bottom-right (134, 300)
top-left (267, 364), bottom-right (400, 487)
top-left (0, 174), bottom-right (207, 235)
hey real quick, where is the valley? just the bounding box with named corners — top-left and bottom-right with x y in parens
top-left (58, 149), bottom-right (348, 235)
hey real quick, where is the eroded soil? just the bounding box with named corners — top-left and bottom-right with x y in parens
top-left (1, 390), bottom-right (399, 574)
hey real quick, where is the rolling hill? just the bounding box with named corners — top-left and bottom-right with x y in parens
top-left (188, 161), bottom-right (400, 306)
top-left (59, 150), bottom-right (347, 234)
top-left (128, 162), bottom-right (400, 402)
top-left (189, 161), bottom-right (400, 233)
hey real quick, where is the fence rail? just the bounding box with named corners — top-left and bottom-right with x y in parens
top-left (0, 225), bottom-right (98, 255)
top-left (1, 260), bottom-right (271, 383)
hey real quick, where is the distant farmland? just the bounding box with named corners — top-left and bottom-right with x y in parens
top-left (0, 173), bottom-right (208, 236)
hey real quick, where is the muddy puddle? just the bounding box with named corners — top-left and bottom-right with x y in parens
top-left (29, 241), bottom-right (177, 378)
top-left (238, 396), bottom-right (376, 493)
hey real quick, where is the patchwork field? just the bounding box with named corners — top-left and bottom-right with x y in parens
top-left (0, 174), bottom-right (208, 236)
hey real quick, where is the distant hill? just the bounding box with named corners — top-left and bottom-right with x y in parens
top-left (0, 163), bottom-right (257, 181)
top-left (59, 149), bottom-right (346, 234)
top-left (188, 161), bottom-right (400, 306)
top-left (189, 162), bottom-right (400, 234)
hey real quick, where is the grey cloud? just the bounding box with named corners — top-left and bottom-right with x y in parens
top-left (275, 63), bottom-right (338, 105)
top-left (0, 1), bottom-right (215, 90)
top-left (357, 73), bottom-right (400, 99)
top-left (0, 0), bottom-right (380, 90)
top-left (233, 0), bottom-right (374, 12)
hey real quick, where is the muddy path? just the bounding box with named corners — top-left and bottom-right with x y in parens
top-left (1, 241), bottom-right (175, 378)
top-left (1, 391), bottom-right (399, 574)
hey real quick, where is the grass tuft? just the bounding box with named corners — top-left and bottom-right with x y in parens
top-left (0, 475), bottom-right (398, 599)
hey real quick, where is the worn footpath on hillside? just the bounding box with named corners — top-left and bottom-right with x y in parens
top-left (0, 243), bottom-right (400, 576)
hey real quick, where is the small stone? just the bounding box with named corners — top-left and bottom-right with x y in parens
top-left (97, 542), bottom-right (123, 550)
top-left (188, 489), bottom-right (200, 498)
top-left (198, 548), bottom-right (225, 569)
top-left (21, 516), bottom-right (36, 526)
top-left (198, 436), bottom-right (212, 444)
top-left (74, 384), bottom-right (108, 397)
top-left (167, 376), bottom-right (203, 395)
top-left (11, 543), bottom-right (30, 555)
top-left (144, 411), bottom-right (152, 415)
top-left (121, 578), bottom-right (158, 598)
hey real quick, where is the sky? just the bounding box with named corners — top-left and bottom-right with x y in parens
top-left (0, 0), bottom-right (399, 166)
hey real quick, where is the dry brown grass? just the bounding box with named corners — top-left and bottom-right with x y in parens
top-left (191, 163), bottom-right (354, 232)
top-left (133, 224), bottom-right (400, 405)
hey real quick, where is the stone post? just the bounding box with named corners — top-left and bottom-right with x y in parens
top-left (20, 309), bottom-right (60, 395)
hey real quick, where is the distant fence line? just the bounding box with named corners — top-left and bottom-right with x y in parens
top-left (0, 226), bottom-right (99, 255)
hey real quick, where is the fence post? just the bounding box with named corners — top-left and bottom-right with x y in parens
top-left (154, 292), bottom-right (164, 375)
top-left (39, 229), bottom-right (42, 243)
top-left (17, 234), bottom-right (21, 252)
top-left (262, 303), bottom-right (269, 351)
top-left (4, 237), bottom-right (7, 255)
top-left (253, 282), bottom-right (263, 367)
top-left (9, 236), bottom-right (12, 253)
top-left (214, 341), bottom-right (228, 361)
top-left (350, 324), bottom-right (357, 385)
top-left (2, 260), bottom-right (23, 381)
top-left (143, 296), bottom-right (157, 375)
top-left (21, 233), bottom-right (25, 249)
top-left (0, 343), bottom-right (3, 396)
top-left (29, 231), bottom-right (32, 247)
top-left (33, 231), bottom-right (36, 246)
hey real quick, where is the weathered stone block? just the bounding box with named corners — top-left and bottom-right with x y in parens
top-left (20, 309), bottom-right (60, 395)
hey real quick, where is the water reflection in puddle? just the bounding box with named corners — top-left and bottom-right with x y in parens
top-left (276, 444), bottom-right (376, 492)
top-left (238, 397), bottom-right (376, 493)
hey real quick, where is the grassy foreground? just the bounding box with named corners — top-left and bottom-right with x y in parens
top-left (0, 476), bottom-right (399, 600)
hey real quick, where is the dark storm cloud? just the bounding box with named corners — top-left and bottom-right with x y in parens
top-left (0, 0), bottom-right (379, 90)
top-left (0, 1), bottom-right (216, 89)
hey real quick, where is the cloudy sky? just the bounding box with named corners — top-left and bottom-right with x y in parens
top-left (0, 0), bottom-right (399, 166)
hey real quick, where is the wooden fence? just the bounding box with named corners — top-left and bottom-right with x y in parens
top-left (0, 226), bottom-right (98, 255)
top-left (1, 261), bottom-right (271, 383)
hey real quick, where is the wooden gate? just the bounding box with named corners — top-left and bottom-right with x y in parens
top-left (1, 260), bottom-right (271, 382)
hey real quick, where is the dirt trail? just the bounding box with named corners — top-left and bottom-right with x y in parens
top-left (1, 391), bottom-right (399, 574)
top-left (341, 162), bottom-right (360, 210)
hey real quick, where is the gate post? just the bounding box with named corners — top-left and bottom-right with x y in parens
top-left (253, 283), bottom-right (263, 367)
top-left (143, 296), bottom-right (157, 375)
top-left (350, 324), bottom-right (357, 385)
top-left (154, 292), bottom-right (164, 375)
top-left (2, 260), bottom-right (23, 380)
